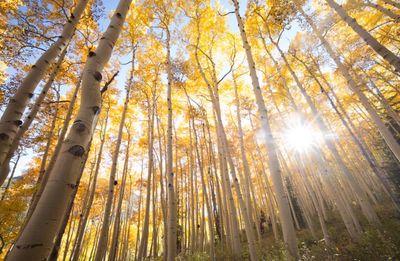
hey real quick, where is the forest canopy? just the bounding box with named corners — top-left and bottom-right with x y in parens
top-left (0, 0), bottom-right (399, 260)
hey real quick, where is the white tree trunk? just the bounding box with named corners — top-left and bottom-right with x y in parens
top-left (232, 0), bottom-right (299, 258)
top-left (6, 1), bottom-right (131, 260)
top-left (94, 83), bottom-right (131, 261)
top-left (166, 27), bottom-right (177, 261)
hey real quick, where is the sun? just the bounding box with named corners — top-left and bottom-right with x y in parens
top-left (283, 117), bottom-right (322, 152)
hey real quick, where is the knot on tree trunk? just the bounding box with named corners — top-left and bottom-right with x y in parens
top-left (68, 145), bottom-right (85, 157)
top-left (92, 106), bottom-right (100, 114)
top-left (93, 71), bottom-right (102, 81)
top-left (14, 120), bottom-right (23, 126)
top-left (73, 120), bottom-right (87, 133)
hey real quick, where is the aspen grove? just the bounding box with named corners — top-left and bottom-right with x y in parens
top-left (0, 0), bottom-right (399, 260)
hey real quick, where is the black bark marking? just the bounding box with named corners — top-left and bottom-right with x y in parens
top-left (116, 12), bottom-right (122, 17)
top-left (67, 183), bottom-right (77, 189)
top-left (14, 120), bottom-right (23, 126)
top-left (16, 243), bottom-right (44, 249)
top-left (73, 121), bottom-right (86, 132)
top-left (92, 106), bottom-right (100, 114)
top-left (88, 51), bottom-right (96, 57)
top-left (68, 145), bottom-right (85, 156)
top-left (93, 71), bottom-right (102, 81)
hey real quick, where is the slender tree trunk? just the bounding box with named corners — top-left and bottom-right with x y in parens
top-left (233, 72), bottom-right (254, 225)
top-left (155, 109), bottom-right (167, 258)
top-left (0, 153), bottom-right (20, 200)
top-left (71, 111), bottom-right (109, 261)
top-left (61, 204), bottom-right (76, 261)
top-left (165, 26), bottom-right (177, 261)
top-left (0, 0), bottom-right (89, 170)
top-left (109, 135), bottom-right (130, 261)
top-left (6, 1), bottom-right (131, 259)
top-left (192, 116), bottom-right (215, 261)
top-left (134, 162), bottom-right (144, 260)
top-left (367, 79), bottom-right (400, 126)
top-left (232, 0), bottom-right (299, 258)
top-left (138, 96), bottom-right (156, 260)
top-left (94, 84), bottom-right (131, 261)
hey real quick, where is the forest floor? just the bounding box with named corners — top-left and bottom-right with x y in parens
top-left (174, 202), bottom-right (400, 260)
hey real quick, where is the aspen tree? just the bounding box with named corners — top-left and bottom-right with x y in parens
top-left (233, 72), bottom-right (254, 225)
top-left (109, 133), bottom-right (131, 261)
top-left (0, 0), bottom-right (89, 170)
top-left (165, 15), bottom-right (177, 261)
top-left (6, 1), bottom-right (132, 259)
top-left (94, 57), bottom-right (132, 261)
top-left (137, 85), bottom-right (156, 260)
top-left (71, 111), bottom-right (109, 261)
top-left (231, 0), bottom-right (299, 258)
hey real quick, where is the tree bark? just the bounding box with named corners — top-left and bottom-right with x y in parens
top-left (232, 0), bottom-right (299, 258)
top-left (137, 93), bottom-right (156, 260)
top-left (71, 111), bottom-right (109, 261)
top-left (108, 133), bottom-right (131, 261)
top-left (94, 81), bottom-right (131, 261)
top-left (165, 25), bottom-right (177, 261)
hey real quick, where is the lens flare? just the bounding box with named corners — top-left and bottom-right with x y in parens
top-left (283, 118), bottom-right (322, 152)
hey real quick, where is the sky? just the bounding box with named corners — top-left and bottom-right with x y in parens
top-left (9, 0), bottom-right (301, 179)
